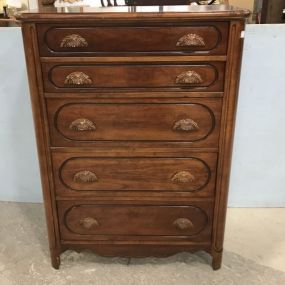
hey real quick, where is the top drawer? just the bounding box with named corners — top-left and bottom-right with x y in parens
top-left (37, 23), bottom-right (229, 57)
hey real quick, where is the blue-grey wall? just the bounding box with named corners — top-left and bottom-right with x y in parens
top-left (228, 24), bottom-right (285, 207)
top-left (0, 28), bottom-right (42, 202)
top-left (0, 25), bottom-right (284, 207)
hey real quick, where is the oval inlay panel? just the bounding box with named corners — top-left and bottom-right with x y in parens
top-left (44, 62), bottom-right (224, 92)
top-left (63, 204), bottom-right (209, 237)
top-left (53, 102), bottom-right (218, 144)
top-left (59, 157), bottom-right (212, 192)
top-left (39, 24), bottom-right (227, 56)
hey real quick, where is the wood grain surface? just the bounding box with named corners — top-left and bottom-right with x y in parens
top-left (18, 5), bottom-right (248, 270)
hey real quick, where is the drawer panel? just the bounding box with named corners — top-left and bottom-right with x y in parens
top-left (42, 62), bottom-right (225, 92)
top-left (52, 153), bottom-right (217, 197)
top-left (47, 99), bottom-right (222, 147)
top-left (58, 201), bottom-right (213, 241)
top-left (37, 23), bottom-right (228, 56)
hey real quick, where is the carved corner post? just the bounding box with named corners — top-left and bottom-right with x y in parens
top-left (21, 23), bottom-right (61, 269)
top-left (211, 20), bottom-right (246, 270)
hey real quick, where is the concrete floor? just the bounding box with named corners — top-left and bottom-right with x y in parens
top-left (225, 208), bottom-right (285, 273)
top-left (0, 202), bottom-right (285, 284)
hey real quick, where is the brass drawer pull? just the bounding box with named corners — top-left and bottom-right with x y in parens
top-left (173, 218), bottom-right (194, 230)
top-left (79, 217), bottom-right (99, 229)
top-left (176, 33), bottom-right (206, 47)
top-left (73, 170), bottom-right (98, 183)
top-left (64, 71), bottom-right (93, 86)
top-left (171, 171), bottom-right (195, 183)
top-left (60, 34), bottom-right (88, 48)
top-left (173, 118), bottom-right (199, 132)
top-left (69, 118), bottom-right (96, 131)
top-left (175, 71), bottom-right (203, 85)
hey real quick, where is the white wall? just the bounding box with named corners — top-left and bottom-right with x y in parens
top-left (0, 25), bottom-right (284, 206)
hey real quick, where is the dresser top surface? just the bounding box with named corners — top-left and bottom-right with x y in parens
top-left (17, 5), bottom-right (250, 22)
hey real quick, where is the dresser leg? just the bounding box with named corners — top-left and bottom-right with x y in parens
top-left (51, 252), bottom-right (61, 270)
top-left (211, 249), bottom-right (223, 270)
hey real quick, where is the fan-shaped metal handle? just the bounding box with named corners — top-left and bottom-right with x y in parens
top-left (73, 170), bottom-right (98, 183)
top-left (175, 71), bottom-right (203, 85)
top-left (69, 118), bottom-right (96, 131)
top-left (173, 118), bottom-right (199, 132)
top-left (176, 33), bottom-right (206, 47)
top-left (173, 218), bottom-right (194, 230)
top-left (171, 171), bottom-right (195, 183)
top-left (64, 71), bottom-right (93, 86)
top-left (79, 217), bottom-right (99, 229)
top-left (60, 34), bottom-right (88, 48)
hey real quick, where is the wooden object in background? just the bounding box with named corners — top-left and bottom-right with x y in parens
top-left (256, 0), bottom-right (285, 23)
top-left (17, 5), bottom-right (249, 270)
top-left (0, 9), bottom-right (9, 26)
top-left (41, 0), bottom-right (55, 5)
top-left (40, 0), bottom-right (223, 8)
top-left (0, 19), bottom-right (8, 26)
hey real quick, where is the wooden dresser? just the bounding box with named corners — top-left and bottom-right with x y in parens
top-left (17, 5), bottom-right (249, 270)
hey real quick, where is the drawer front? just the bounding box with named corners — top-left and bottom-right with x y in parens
top-left (52, 153), bottom-right (217, 197)
top-left (58, 201), bottom-right (213, 241)
top-left (42, 62), bottom-right (225, 92)
top-left (37, 23), bottom-right (228, 56)
top-left (47, 99), bottom-right (222, 147)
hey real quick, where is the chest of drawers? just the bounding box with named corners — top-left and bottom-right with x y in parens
top-left (18, 5), bottom-right (249, 270)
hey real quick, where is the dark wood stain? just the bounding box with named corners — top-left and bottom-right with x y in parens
top-left (37, 22), bottom-right (229, 56)
top-left (17, 4), bottom-right (248, 270)
top-left (42, 62), bottom-right (225, 92)
top-left (47, 99), bottom-right (222, 146)
top-left (52, 153), bottom-right (217, 195)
